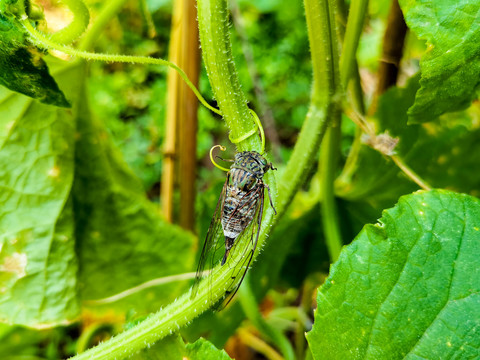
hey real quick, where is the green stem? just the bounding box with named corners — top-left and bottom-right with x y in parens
top-left (197, 0), bottom-right (258, 150)
top-left (19, 15), bottom-right (221, 117)
top-left (320, 123), bottom-right (343, 262)
top-left (319, 0), bottom-right (367, 261)
top-left (333, 0), bottom-right (368, 195)
top-left (78, 0), bottom-right (129, 51)
top-left (337, 0), bottom-right (367, 115)
top-left (306, 0), bottom-right (342, 263)
top-left (348, 66), bottom-right (367, 114)
top-left (76, 324), bottom-right (114, 354)
top-left (276, 0), bottom-right (339, 217)
top-left (239, 280), bottom-right (295, 360)
top-left (70, 289), bottom-right (213, 359)
top-left (313, 0), bottom-right (342, 264)
top-left (339, 0), bottom-right (368, 88)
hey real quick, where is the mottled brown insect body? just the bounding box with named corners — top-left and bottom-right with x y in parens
top-left (192, 150), bottom-right (276, 307)
top-left (221, 151), bottom-right (273, 263)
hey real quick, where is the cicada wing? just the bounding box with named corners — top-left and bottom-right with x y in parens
top-left (216, 184), bottom-right (266, 310)
top-left (191, 178), bottom-right (228, 299)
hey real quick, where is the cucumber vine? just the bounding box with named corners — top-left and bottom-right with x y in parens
top-left (5, 0), bottom-right (339, 358)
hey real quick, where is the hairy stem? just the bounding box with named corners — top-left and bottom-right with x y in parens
top-left (19, 12), bottom-right (221, 116)
top-left (197, 0), bottom-right (259, 150)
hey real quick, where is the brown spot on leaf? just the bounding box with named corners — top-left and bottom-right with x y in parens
top-left (1, 252), bottom-right (27, 278)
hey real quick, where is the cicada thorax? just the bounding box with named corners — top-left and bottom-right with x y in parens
top-left (220, 151), bottom-right (271, 264)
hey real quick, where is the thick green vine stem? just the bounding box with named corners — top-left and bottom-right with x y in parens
top-left (197, 0), bottom-right (261, 152)
top-left (318, 0), bottom-right (345, 263)
top-left (229, 109), bottom-right (266, 152)
top-left (276, 0), bottom-right (340, 217)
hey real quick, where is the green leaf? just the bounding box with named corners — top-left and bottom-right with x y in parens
top-left (186, 338), bottom-right (232, 360)
top-left (132, 335), bottom-right (231, 360)
top-left (0, 14), bottom-right (70, 107)
top-left (306, 190), bottom-right (480, 359)
top-left (74, 73), bottom-right (195, 313)
top-left (0, 59), bottom-right (81, 327)
top-left (398, 0), bottom-right (480, 123)
top-left (131, 335), bottom-right (186, 360)
top-left (0, 55), bottom-right (195, 326)
top-left (0, 323), bottom-right (48, 357)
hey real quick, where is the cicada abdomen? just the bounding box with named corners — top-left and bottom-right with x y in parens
top-left (221, 151), bottom-right (275, 263)
top-left (192, 150), bottom-right (276, 308)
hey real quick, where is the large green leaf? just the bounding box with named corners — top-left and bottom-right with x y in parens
top-left (0, 55), bottom-right (196, 326)
top-left (306, 190), bottom-right (480, 359)
top-left (74, 71), bottom-right (195, 313)
top-left (0, 59), bottom-right (81, 327)
top-left (398, 0), bottom-right (480, 123)
top-left (0, 13), bottom-right (69, 107)
top-left (186, 338), bottom-right (232, 360)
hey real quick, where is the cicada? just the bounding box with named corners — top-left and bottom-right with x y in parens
top-left (192, 150), bottom-right (276, 308)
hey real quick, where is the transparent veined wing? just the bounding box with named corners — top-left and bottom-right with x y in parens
top-left (192, 177), bottom-right (267, 310)
top-left (191, 178), bottom-right (228, 300)
top-left (215, 183), bottom-right (266, 310)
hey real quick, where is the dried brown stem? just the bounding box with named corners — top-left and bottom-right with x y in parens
top-left (178, 0), bottom-right (200, 231)
top-left (369, 0), bottom-right (407, 114)
top-left (161, 0), bottom-right (200, 231)
top-left (236, 328), bottom-right (283, 360)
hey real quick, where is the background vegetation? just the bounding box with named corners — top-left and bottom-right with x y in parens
top-left (0, 0), bottom-right (479, 359)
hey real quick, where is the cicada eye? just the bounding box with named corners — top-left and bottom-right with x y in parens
top-left (263, 161), bottom-right (275, 172)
